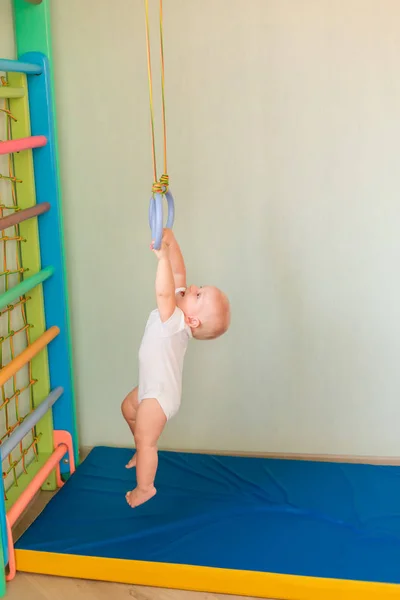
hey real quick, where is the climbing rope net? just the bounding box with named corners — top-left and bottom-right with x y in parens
top-left (0, 77), bottom-right (38, 500)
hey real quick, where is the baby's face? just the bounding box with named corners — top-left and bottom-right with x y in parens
top-left (176, 285), bottom-right (222, 322)
top-left (177, 285), bottom-right (230, 338)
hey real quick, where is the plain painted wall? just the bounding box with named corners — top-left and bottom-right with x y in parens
top-left (2, 0), bottom-right (400, 456)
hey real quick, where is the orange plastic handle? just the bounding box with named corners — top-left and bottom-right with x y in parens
top-left (0, 326), bottom-right (59, 388)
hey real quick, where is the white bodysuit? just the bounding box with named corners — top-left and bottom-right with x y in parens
top-left (138, 296), bottom-right (192, 420)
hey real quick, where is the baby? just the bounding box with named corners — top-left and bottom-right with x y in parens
top-left (122, 228), bottom-right (230, 508)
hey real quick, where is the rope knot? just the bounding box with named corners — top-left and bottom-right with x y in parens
top-left (159, 174), bottom-right (169, 192)
top-left (152, 181), bottom-right (163, 194)
top-left (152, 174), bottom-right (169, 195)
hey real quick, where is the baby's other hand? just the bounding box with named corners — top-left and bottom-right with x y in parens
top-left (151, 240), bottom-right (169, 259)
top-left (162, 228), bottom-right (174, 246)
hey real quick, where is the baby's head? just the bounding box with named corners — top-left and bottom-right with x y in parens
top-left (176, 285), bottom-right (230, 340)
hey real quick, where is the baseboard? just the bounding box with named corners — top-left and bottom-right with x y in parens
top-left (79, 445), bottom-right (400, 466)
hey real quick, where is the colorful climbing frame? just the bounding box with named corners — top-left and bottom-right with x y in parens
top-left (0, 0), bottom-right (78, 592)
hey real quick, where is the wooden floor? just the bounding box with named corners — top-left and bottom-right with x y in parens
top-left (6, 467), bottom-right (266, 600)
top-left (7, 574), bottom-right (263, 600)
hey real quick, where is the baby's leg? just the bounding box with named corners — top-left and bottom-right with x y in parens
top-left (121, 387), bottom-right (139, 468)
top-left (125, 397), bottom-right (166, 508)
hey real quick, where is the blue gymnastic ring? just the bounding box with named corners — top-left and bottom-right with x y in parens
top-left (149, 189), bottom-right (175, 250)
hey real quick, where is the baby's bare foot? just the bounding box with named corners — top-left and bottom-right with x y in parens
top-left (125, 453), bottom-right (137, 469)
top-left (125, 486), bottom-right (156, 508)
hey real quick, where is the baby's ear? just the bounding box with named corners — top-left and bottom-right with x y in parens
top-left (186, 316), bottom-right (200, 329)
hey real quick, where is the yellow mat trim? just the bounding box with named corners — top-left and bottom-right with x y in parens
top-left (15, 549), bottom-right (400, 599)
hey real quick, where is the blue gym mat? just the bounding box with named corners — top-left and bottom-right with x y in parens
top-left (15, 446), bottom-right (400, 584)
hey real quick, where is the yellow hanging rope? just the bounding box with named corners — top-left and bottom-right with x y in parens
top-left (144, 0), bottom-right (169, 195)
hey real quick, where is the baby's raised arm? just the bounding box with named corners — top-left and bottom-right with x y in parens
top-left (152, 241), bottom-right (176, 322)
top-left (163, 229), bottom-right (186, 289)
